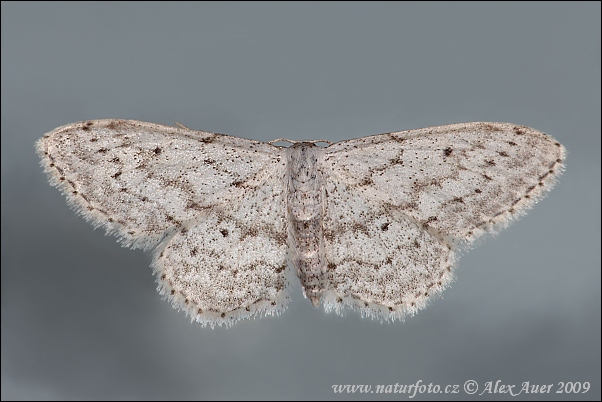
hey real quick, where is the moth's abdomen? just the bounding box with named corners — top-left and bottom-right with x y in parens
top-left (286, 143), bottom-right (326, 305)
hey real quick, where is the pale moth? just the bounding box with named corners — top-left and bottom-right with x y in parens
top-left (37, 120), bottom-right (565, 327)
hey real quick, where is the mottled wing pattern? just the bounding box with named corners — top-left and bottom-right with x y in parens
top-left (154, 185), bottom-right (290, 327)
top-left (37, 119), bottom-right (290, 327)
top-left (321, 179), bottom-right (456, 320)
top-left (323, 122), bottom-right (565, 244)
top-left (319, 122), bottom-right (565, 319)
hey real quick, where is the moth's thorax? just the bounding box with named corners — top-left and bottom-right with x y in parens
top-left (286, 143), bottom-right (326, 305)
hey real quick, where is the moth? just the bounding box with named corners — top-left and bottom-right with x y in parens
top-left (37, 120), bottom-right (565, 327)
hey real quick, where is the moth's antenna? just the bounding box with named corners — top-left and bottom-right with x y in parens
top-left (175, 122), bottom-right (191, 130)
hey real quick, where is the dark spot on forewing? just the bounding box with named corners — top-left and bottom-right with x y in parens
top-left (538, 171), bottom-right (551, 181)
top-left (232, 179), bottom-right (246, 188)
top-left (389, 156), bottom-right (404, 166)
top-left (389, 134), bottom-right (406, 144)
top-left (423, 216), bottom-right (438, 228)
top-left (82, 121), bottom-right (93, 131)
top-left (200, 135), bottom-right (217, 144)
top-left (106, 120), bottom-right (122, 130)
top-left (359, 177), bottom-right (374, 186)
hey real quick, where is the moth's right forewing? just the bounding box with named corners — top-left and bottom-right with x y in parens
top-left (37, 119), bottom-right (283, 249)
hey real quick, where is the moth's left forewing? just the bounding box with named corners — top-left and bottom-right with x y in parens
top-left (321, 123), bottom-right (565, 245)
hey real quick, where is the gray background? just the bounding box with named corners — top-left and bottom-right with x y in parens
top-left (2, 2), bottom-right (600, 400)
